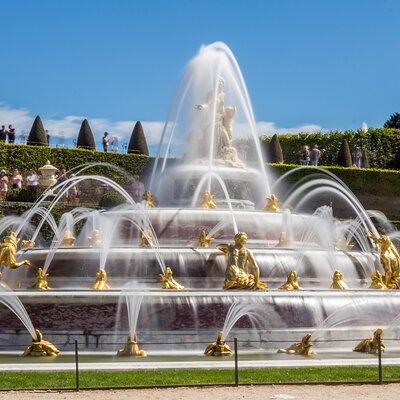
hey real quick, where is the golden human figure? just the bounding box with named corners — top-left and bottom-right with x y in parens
top-left (93, 269), bottom-right (111, 290)
top-left (264, 194), bottom-right (280, 212)
top-left (201, 190), bottom-right (217, 209)
top-left (198, 228), bottom-right (214, 248)
top-left (60, 230), bottom-right (76, 247)
top-left (117, 333), bottom-right (147, 357)
top-left (331, 270), bottom-right (349, 290)
top-left (0, 231), bottom-right (31, 269)
top-left (279, 270), bottom-right (302, 291)
top-left (20, 239), bottom-right (35, 250)
top-left (369, 270), bottom-right (388, 290)
top-left (278, 333), bottom-right (316, 357)
top-left (88, 230), bottom-right (101, 247)
top-left (30, 267), bottom-right (51, 290)
top-left (354, 328), bottom-right (385, 354)
top-left (160, 266), bottom-right (184, 290)
top-left (204, 331), bottom-right (233, 356)
top-left (143, 190), bottom-right (156, 208)
top-left (217, 232), bottom-right (267, 291)
top-left (23, 329), bottom-right (60, 357)
top-left (139, 229), bottom-right (154, 248)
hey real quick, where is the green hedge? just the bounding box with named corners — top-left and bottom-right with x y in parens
top-left (262, 128), bottom-right (400, 168)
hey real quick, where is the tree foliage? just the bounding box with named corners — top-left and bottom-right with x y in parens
top-left (27, 115), bottom-right (48, 146)
top-left (337, 139), bottom-right (353, 167)
top-left (128, 121), bottom-right (149, 155)
top-left (267, 134), bottom-right (284, 163)
top-left (76, 119), bottom-right (96, 150)
top-left (384, 113), bottom-right (400, 129)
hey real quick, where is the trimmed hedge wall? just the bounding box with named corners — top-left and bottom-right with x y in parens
top-left (262, 128), bottom-right (400, 169)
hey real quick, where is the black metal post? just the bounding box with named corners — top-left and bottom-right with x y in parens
top-left (74, 339), bottom-right (80, 391)
top-left (378, 336), bottom-right (383, 384)
top-left (234, 337), bottom-right (239, 386)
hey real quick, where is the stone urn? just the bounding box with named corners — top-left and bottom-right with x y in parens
top-left (38, 161), bottom-right (59, 187)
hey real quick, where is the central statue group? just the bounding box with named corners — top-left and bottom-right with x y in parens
top-left (218, 231), bottom-right (267, 291)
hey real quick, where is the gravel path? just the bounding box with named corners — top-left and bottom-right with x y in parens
top-left (0, 384), bottom-right (399, 400)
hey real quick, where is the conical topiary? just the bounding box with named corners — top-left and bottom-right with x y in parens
top-left (267, 134), bottom-right (284, 163)
top-left (27, 115), bottom-right (48, 146)
top-left (76, 119), bottom-right (96, 150)
top-left (337, 139), bottom-right (352, 167)
top-left (128, 121), bottom-right (149, 155)
top-left (362, 148), bottom-right (370, 168)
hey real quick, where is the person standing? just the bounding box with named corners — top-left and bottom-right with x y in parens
top-left (10, 169), bottom-right (22, 189)
top-left (353, 147), bottom-right (363, 168)
top-left (0, 170), bottom-right (8, 199)
top-left (26, 170), bottom-right (39, 197)
top-left (309, 144), bottom-right (322, 166)
top-left (102, 132), bottom-right (109, 152)
top-left (7, 125), bottom-right (15, 144)
top-left (298, 145), bottom-right (310, 165)
top-left (0, 126), bottom-right (6, 142)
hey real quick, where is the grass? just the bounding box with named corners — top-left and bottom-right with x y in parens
top-left (0, 365), bottom-right (399, 390)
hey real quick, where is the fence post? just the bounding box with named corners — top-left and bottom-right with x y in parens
top-left (234, 337), bottom-right (239, 386)
top-left (378, 336), bottom-right (383, 384)
top-left (74, 339), bottom-right (80, 391)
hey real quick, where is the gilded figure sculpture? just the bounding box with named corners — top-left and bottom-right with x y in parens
top-left (201, 190), bottom-right (217, 209)
top-left (354, 328), bottom-right (385, 354)
top-left (160, 266), bottom-right (184, 290)
top-left (20, 239), bottom-right (35, 250)
top-left (88, 230), bottom-right (101, 247)
top-left (331, 270), bottom-right (349, 290)
top-left (139, 229), bottom-right (154, 248)
top-left (279, 270), bottom-right (302, 291)
top-left (277, 333), bottom-right (316, 357)
top-left (117, 333), bottom-right (147, 357)
top-left (217, 232), bottom-right (267, 291)
top-left (369, 270), bottom-right (388, 290)
top-left (23, 329), bottom-right (60, 357)
top-left (0, 231), bottom-right (31, 269)
top-left (264, 194), bottom-right (280, 213)
top-left (198, 228), bottom-right (214, 248)
top-left (30, 267), bottom-right (51, 290)
top-left (93, 269), bottom-right (110, 290)
top-left (276, 231), bottom-right (292, 248)
top-left (143, 190), bottom-right (156, 208)
top-left (60, 230), bottom-right (76, 247)
top-left (204, 331), bottom-right (233, 356)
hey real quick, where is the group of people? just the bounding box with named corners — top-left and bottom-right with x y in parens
top-left (0, 125), bottom-right (16, 143)
top-left (102, 132), bottom-right (119, 152)
top-left (298, 144), bottom-right (323, 166)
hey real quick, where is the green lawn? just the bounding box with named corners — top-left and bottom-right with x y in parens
top-left (0, 366), bottom-right (399, 390)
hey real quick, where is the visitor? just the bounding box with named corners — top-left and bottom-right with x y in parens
top-left (0, 170), bottom-right (8, 199)
top-left (298, 145), bottom-right (310, 165)
top-left (67, 175), bottom-right (79, 205)
top-left (26, 170), bottom-right (39, 195)
top-left (309, 144), bottom-right (322, 166)
top-left (131, 175), bottom-right (145, 202)
top-left (10, 169), bottom-right (22, 189)
top-left (57, 168), bottom-right (68, 184)
top-left (46, 130), bottom-right (50, 145)
top-left (0, 126), bottom-right (6, 142)
top-left (102, 132), bottom-right (109, 152)
top-left (353, 147), bottom-right (363, 168)
top-left (7, 125), bottom-right (15, 144)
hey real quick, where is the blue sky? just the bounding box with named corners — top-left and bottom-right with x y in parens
top-left (0, 0), bottom-right (399, 150)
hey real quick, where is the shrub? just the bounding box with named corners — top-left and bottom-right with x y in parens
top-left (76, 119), bottom-right (96, 150)
top-left (337, 139), bottom-right (352, 167)
top-left (128, 121), bottom-right (149, 155)
top-left (98, 191), bottom-right (127, 209)
top-left (267, 134), bottom-right (283, 163)
top-left (27, 115), bottom-right (48, 146)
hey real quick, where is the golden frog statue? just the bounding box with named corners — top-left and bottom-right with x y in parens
top-left (278, 333), bottom-right (316, 357)
top-left (264, 194), bottom-right (280, 212)
top-left (88, 230), bottom-right (101, 247)
top-left (160, 266), bottom-right (184, 290)
top-left (368, 232), bottom-right (400, 288)
top-left (143, 190), bottom-right (156, 208)
top-left (30, 267), bottom-right (51, 290)
top-left (217, 232), bottom-right (267, 291)
top-left (93, 269), bottom-right (111, 290)
top-left (369, 270), bottom-right (388, 290)
top-left (139, 229), bottom-right (154, 248)
top-left (279, 270), bottom-right (302, 291)
top-left (198, 228), bottom-right (214, 248)
top-left (201, 190), bottom-right (217, 209)
top-left (117, 333), bottom-right (147, 357)
top-left (23, 329), bottom-right (60, 357)
top-left (0, 231), bottom-right (31, 269)
top-left (204, 331), bottom-right (233, 356)
top-left (354, 328), bottom-right (385, 354)
top-left (60, 230), bottom-right (76, 247)
top-left (331, 270), bottom-right (349, 290)
top-left (20, 239), bottom-right (35, 250)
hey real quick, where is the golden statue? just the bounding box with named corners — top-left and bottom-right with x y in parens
top-left (279, 270), bottom-right (302, 291)
top-left (30, 267), bottom-right (51, 290)
top-left (60, 230), bottom-right (76, 247)
top-left (368, 232), bottom-right (400, 288)
top-left (369, 270), bottom-right (388, 290)
top-left (93, 269), bottom-right (110, 290)
top-left (276, 231), bottom-right (292, 248)
top-left (354, 328), bottom-right (385, 354)
top-left (198, 228), bottom-right (214, 248)
top-left (201, 190), bottom-right (217, 209)
top-left (23, 329), bottom-right (60, 357)
top-left (139, 229), bottom-right (154, 248)
top-left (0, 231), bottom-right (31, 269)
top-left (117, 333), bottom-right (147, 357)
top-left (143, 190), bottom-right (156, 208)
top-left (277, 333), bottom-right (316, 357)
top-left (204, 331), bottom-right (233, 356)
top-left (88, 230), bottom-right (101, 247)
top-left (331, 270), bottom-right (349, 290)
top-left (333, 238), bottom-right (354, 251)
top-left (160, 266), bottom-right (184, 290)
top-left (21, 239), bottom-right (35, 250)
top-left (264, 194), bottom-right (280, 212)
top-left (218, 232), bottom-right (267, 291)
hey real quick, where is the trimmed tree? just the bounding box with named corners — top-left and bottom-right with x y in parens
top-left (267, 134), bottom-right (284, 163)
top-left (128, 121), bottom-right (149, 155)
top-left (337, 139), bottom-right (353, 167)
top-left (362, 148), bottom-right (370, 168)
top-left (76, 119), bottom-right (96, 150)
top-left (384, 112), bottom-right (400, 129)
top-left (27, 115), bottom-right (48, 146)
